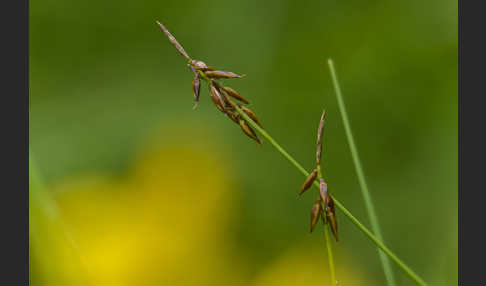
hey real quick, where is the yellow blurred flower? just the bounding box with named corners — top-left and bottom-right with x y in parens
top-left (250, 245), bottom-right (368, 286)
top-left (31, 134), bottom-right (243, 286)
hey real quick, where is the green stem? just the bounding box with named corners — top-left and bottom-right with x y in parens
top-left (30, 151), bottom-right (91, 280)
top-left (230, 105), bottom-right (428, 286)
top-left (317, 166), bottom-right (337, 285)
top-left (323, 223), bottom-right (336, 285)
top-left (327, 59), bottom-right (396, 286)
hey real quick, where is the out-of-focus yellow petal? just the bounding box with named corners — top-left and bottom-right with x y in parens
top-left (31, 135), bottom-right (242, 286)
top-left (250, 245), bottom-right (367, 286)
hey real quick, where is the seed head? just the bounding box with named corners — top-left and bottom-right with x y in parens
top-left (221, 86), bottom-right (249, 104)
top-left (325, 195), bottom-right (338, 241)
top-left (209, 83), bottom-right (226, 113)
top-left (310, 198), bottom-right (322, 233)
top-left (299, 169), bottom-right (318, 196)
top-left (240, 105), bottom-right (262, 128)
top-left (158, 22), bottom-right (260, 144)
top-left (189, 66), bottom-right (201, 109)
top-left (226, 109), bottom-right (241, 125)
top-left (214, 82), bottom-right (236, 107)
top-left (239, 119), bottom-right (261, 144)
top-left (192, 76), bottom-right (201, 109)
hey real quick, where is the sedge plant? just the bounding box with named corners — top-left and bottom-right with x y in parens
top-left (156, 21), bottom-right (428, 286)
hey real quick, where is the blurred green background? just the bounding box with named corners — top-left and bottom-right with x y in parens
top-left (29, 0), bottom-right (457, 285)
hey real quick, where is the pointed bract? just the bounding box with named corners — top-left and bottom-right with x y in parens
top-left (316, 109), bottom-right (326, 166)
top-left (226, 109), bottom-right (241, 125)
top-left (204, 70), bottom-right (244, 79)
top-left (240, 105), bottom-right (263, 128)
top-left (156, 21), bottom-right (191, 60)
top-left (325, 195), bottom-right (338, 241)
top-left (209, 83), bottom-right (226, 113)
top-left (217, 84), bottom-right (237, 107)
top-left (299, 169), bottom-right (318, 196)
top-left (239, 119), bottom-right (261, 144)
top-left (221, 86), bottom-right (249, 104)
top-left (310, 198), bottom-right (322, 233)
top-left (192, 74), bottom-right (200, 106)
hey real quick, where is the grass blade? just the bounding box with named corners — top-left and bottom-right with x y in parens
top-left (327, 59), bottom-right (396, 286)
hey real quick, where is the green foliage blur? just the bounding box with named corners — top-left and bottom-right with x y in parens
top-left (30, 0), bottom-right (457, 285)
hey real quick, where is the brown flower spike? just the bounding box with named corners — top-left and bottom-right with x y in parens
top-left (299, 169), bottom-right (317, 196)
top-left (157, 21), bottom-right (262, 144)
top-left (310, 198), bottom-right (322, 233)
top-left (298, 109), bottom-right (338, 241)
top-left (220, 86), bottom-right (249, 104)
top-left (240, 105), bottom-right (262, 128)
top-left (316, 110), bottom-right (326, 166)
top-left (189, 66), bottom-right (201, 108)
top-left (239, 119), bottom-right (261, 144)
top-left (325, 195), bottom-right (338, 241)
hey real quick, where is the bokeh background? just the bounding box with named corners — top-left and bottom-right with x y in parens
top-left (29, 0), bottom-right (457, 285)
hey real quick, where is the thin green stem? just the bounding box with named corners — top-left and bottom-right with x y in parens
top-left (317, 166), bottom-right (337, 285)
top-left (327, 59), bottom-right (396, 286)
top-left (230, 104), bottom-right (428, 286)
top-left (30, 152), bottom-right (60, 220)
top-left (323, 223), bottom-right (336, 285)
top-left (30, 152), bottom-right (91, 280)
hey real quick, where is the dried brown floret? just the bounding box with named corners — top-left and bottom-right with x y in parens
top-left (209, 83), bottom-right (226, 113)
top-left (189, 66), bottom-right (201, 108)
top-left (316, 110), bottom-right (326, 166)
top-left (299, 169), bottom-right (318, 196)
top-left (204, 70), bottom-right (244, 79)
top-left (325, 195), bottom-right (338, 241)
top-left (225, 109), bottom-right (241, 125)
top-left (156, 21), bottom-right (190, 61)
top-left (240, 105), bottom-right (262, 128)
top-left (310, 198), bottom-right (322, 233)
top-left (221, 86), bottom-right (249, 104)
top-left (239, 119), bottom-right (261, 144)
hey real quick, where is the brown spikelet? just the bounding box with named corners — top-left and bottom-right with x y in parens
top-left (189, 66), bottom-right (201, 108)
top-left (325, 195), bottom-right (338, 241)
top-left (221, 86), bottom-right (249, 104)
top-left (316, 109), bottom-right (326, 166)
top-left (156, 21), bottom-right (190, 61)
top-left (299, 169), bottom-right (317, 196)
top-left (192, 75), bottom-right (200, 109)
top-left (217, 85), bottom-right (236, 107)
top-left (239, 119), bottom-right (261, 144)
top-left (226, 109), bottom-right (241, 125)
top-left (204, 70), bottom-right (244, 79)
top-left (214, 83), bottom-right (237, 111)
top-left (310, 198), bottom-right (322, 233)
top-left (209, 83), bottom-right (226, 113)
top-left (191, 60), bottom-right (213, 71)
top-left (240, 105), bottom-right (263, 128)
top-left (319, 178), bottom-right (328, 204)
